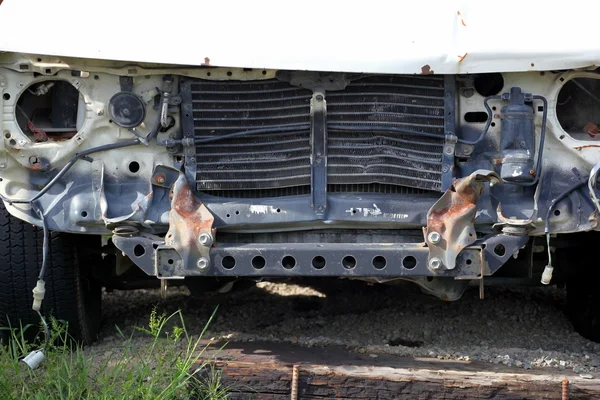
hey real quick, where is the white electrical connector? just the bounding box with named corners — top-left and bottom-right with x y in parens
top-left (32, 280), bottom-right (45, 311)
top-left (22, 350), bottom-right (45, 370)
top-left (541, 265), bottom-right (554, 285)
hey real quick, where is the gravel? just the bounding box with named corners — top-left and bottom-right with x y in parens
top-left (92, 280), bottom-right (600, 374)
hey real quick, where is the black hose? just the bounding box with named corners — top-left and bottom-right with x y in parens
top-left (0, 139), bottom-right (141, 206)
top-left (327, 124), bottom-right (447, 141)
top-left (457, 95), bottom-right (501, 145)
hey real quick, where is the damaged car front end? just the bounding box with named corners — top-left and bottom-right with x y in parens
top-left (2, 5), bottom-right (600, 341)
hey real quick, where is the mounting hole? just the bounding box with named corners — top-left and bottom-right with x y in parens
top-left (80, 211), bottom-right (88, 217)
top-left (94, 75), bottom-right (99, 80)
top-left (426, 276), bottom-right (434, 282)
top-left (167, 258), bottom-right (174, 265)
top-left (4, 132), bottom-right (10, 139)
top-left (554, 209), bottom-right (561, 216)
top-left (312, 256), bottom-right (326, 269)
top-left (252, 255), bottom-right (266, 270)
top-left (206, 72), bottom-right (211, 77)
top-left (133, 244), bottom-right (145, 257)
top-left (226, 213), bottom-right (231, 218)
top-left (282, 256), bottom-right (296, 270)
top-left (466, 259), bottom-right (472, 265)
top-left (227, 71), bottom-right (232, 77)
top-left (491, 122), bottom-right (496, 127)
top-left (342, 256), bottom-right (356, 270)
top-left (128, 161), bottom-right (140, 173)
top-left (402, 256), bottom-right (417, 270)
top-left (37, 58), bottom-right (42, 62)
top-left (474, 73), bottom-right (504, 96)
top-left (494, 244), bottom-right (506, 257)
top-left (222, 256), bottom-right (236, 269)
top-left (351, 209), bottom-right (357, 214)
top-left (9, 139), bottom-right (16, 146)
top-left (276, 208), bottom-right (281, 213)
top-left (2, 93), bottom-right (10, 101)
top-left (262, 70), bottom-right (267, 75)
top-left (373, 256), bottom-right (387, 270)
top-left (464, 111), bottom-right (488, 123)
top-left (235, 210), bottom-right (240, 215)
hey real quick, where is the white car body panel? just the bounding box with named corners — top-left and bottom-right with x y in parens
top-left (0, 0), bottom-right (599, 74)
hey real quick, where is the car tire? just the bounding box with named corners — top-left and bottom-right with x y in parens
top-left (0, 203), bottom-right (102, 345)
top-left (567, 275), bottom-right (600, 342)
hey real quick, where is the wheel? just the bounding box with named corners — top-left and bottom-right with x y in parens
top-left (0, 203), bottom-right (102, 345)
top-left (567, 276), bottom-right (600, 342)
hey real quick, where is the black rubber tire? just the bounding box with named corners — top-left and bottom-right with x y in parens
top-left (0, 203), bottom-right (102, 345)
top-left (567, 275), bottom-right (600, 342)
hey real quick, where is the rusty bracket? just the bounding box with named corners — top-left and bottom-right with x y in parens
top-left (424, 169), bottom-right (501, 271)
top-left (163, 171), bottom-right (215, 276)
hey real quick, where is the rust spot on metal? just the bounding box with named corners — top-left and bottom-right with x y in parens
top-left (164, 174), bottom-right (215, 269)
top-left (202, 57), bottom-right (211, 66)
top-left (584, 122), bottom-right (599, 137)
top-left (529, 169), bottom-right (536, 176)
top-left (458, 53), bottom-right (468, 63)
top-left (26, 156), bottom-right (42, 171)
top-left (574, 144), bottom-right (600, 151)
top-left (425, 171), bottom-right (499, 270)
top-left (154, 173), bottom-right (166, 185)
top-left (421, 65), bottom-right (434, 75)
top-left (457, 11), bottom-right (467, 27)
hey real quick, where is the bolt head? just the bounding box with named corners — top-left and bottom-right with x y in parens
top-left (198, 233), bottom-right (212, 246)
top-left (429, 257), bottom-right (442, 270)
top-left (427, 231), bottom-right (441, 244)
top-left (197, 257), bottom-right (209, 270)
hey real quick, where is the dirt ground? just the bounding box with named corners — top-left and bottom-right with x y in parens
top-left (91, 280), bottom-right (600, 375)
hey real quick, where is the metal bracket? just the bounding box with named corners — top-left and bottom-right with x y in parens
top-left (163, 172), bottom-right (215, 274)
top-left (119, 76), bottom-right (133, 92)
top-left (442, 75), bottom-right (457, 191)
top-left (425, 169), bottom-right (501, 271)
top-left (310, 90), bottom-right (328, 217)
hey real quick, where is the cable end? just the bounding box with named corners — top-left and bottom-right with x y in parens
top-left (32, 280), bottom-right (45, 311)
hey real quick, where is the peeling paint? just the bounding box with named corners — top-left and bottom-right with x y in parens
top-left (457, 11), bottom-right (467, 27)
top-left (250, 205), bottom-right (284, 214)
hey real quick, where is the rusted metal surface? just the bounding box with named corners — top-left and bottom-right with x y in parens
top-left (425, 170), bottom-right (500, 270)
top-left (164, 173), bottom-right (214, 272)
top-left (421, 64), bottom-right (434, 75)
top-left (563, 379), bottom-right (570, 400)
top-left (584, 122), bottom-right (599, 137)
top-left (291, 364), bottom-right (299, 400)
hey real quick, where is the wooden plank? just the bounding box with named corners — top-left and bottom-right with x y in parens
top-left (195, 341), bottom-right (600, 399)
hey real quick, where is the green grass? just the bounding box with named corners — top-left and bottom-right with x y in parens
top-left (0, 308), bottom-right (228, 400)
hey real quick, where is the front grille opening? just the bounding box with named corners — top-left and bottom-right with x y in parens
top-left (187, 74), bottom-right (446, 198)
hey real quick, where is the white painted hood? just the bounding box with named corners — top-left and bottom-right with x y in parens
top-left (0, 0), bottom-right (599, 74)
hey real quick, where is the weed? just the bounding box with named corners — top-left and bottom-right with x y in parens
top-left (0, 308), bottom-right (225, 400)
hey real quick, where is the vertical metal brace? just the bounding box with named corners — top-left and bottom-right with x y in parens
top-left (442, 75), bottom-right (457, 191)
top-left (179, 81), bottom-right (197, 185)
top-left (310, 90), bottom-right (327, 218)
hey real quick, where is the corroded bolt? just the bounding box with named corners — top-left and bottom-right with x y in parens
top-left (530, 169), bottom-right (536, 176)
top-left (428, 231), bottom-right (441, 244)
top-left (198, 233), bottom-right (212, 246)
top-left (197, 257), bottom-right (209, 270)
top-left (155, 173), bottom-right (166, 184)
top-left (429, 257), bottom-right (442, 270)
